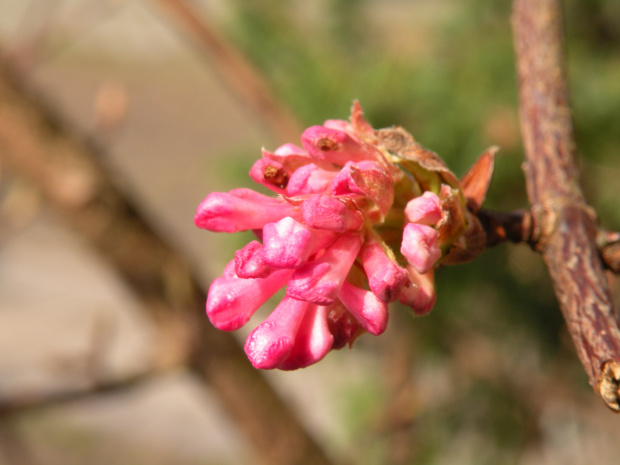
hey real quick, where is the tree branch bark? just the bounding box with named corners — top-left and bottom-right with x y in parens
top-left (512, 0), bottom-right (620, 412)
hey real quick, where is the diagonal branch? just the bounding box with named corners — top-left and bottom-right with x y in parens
top-left (0, 369), bottom-right (163, 417)
top-left (0, 57), bottom-right (335, 464)
top-left (512, 0), bottom-right (620, 412)
top-left (146, 0), bottom-right (302, 142)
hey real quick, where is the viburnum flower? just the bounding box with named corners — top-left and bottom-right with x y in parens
top-left (195, 102), bottom-right (492, 370)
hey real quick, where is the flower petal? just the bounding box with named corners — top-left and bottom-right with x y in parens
top-left (277, 304), bottom-right (334, 370)
top-left (249, 158), bottom-right (290, 194)
top-left (331, 161), bottom-right (384, 193)
top-left (262, 217), bottom-right (338, 269)
top-left (234, 241), bottom-right (273, 279)
top-left (301, 195), bottom-right (364, 232)
top-left (244, 296), bottom-right (309, 369)
top-left (398, 267), bottom-right (436, 315)
top-left (287, 164), bottom-right (338, 196)
top-left (206, 267), bottom-right (294, 331)
top-left (360, 238), bottom-right (408, 302)
top-left (338, 281), bottom-right (389, 335)
top-left (261, 145), bottom-right (318, 171)
top-left (273, 143), bottom-right (307, 157)
top-left (287, 233), bottom-right (363, 305)
top-left (401, 223), bottom-right (441, 274)
top-left (404, 191), bottom-right (442, 225)
top-left (301, 125), bottom-right (380, 166)
top-left (195, 188), bottom-right (300, 232)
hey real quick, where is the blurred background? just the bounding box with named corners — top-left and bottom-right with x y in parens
top-left (1, 0), bottom-right (620, 464)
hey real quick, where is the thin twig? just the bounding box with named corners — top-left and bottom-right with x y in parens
top-left (477, 208), bottom-right (533, 247)
top-left (512, 0), bottom-right (620, 412)
top-left (146, 0), bottom-right (302, 142)
top-left (477, 208), bottom-right (620, 275)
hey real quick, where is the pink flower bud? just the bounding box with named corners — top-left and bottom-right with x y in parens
top-left (244, 296), bottom-right (309, 369)
top-left (301, 195), bottom-right (364, 232)
top-left (234, 241), bottom-right (273, 279)
top-left (404, 191), bottom-right (442, 225)
top-left (338, 281), bottom-right (389, 335)
top-left (286, 163), bottom-right (338, 196)
top-left (301, 125), bottom-right (380, 166)
top-left (206, 267), bottom-right (293, 331)
top-left (360, 238), bottom-right (408, 302)
top-left (195, 188), bottom-right (301, 232)
top-left (287, 233), bottom-right (364, 305)
top-left (262, 217), bottom-right (338, 269)
top-left (249, 158), bottom-right (290, 194)
top-left (278, 304), bottom-right (334, 370)
top-left (401, 223), bottom-right (441, 274)
top-left (398, 267), bottom-right (436, 315)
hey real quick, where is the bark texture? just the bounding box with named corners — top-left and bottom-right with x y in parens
top-left (513, 0), bottom-right (620, 411)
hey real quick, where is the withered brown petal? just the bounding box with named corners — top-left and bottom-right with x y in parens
top-left (375, 127), bottom-right (461, 189)
top-left (436, 186), bottom-right (466, 245)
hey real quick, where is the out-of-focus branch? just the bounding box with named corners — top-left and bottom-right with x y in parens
top-left (146, 0), bottom-right (302, 142)
top-left (0, 369), bottom-right (162, 417)
top-left (0, 59), bottom-right (335, 465)
top-left (512, 0), bottom-right (620, 412)
top-left (0, 313), bottom-right (184, 418)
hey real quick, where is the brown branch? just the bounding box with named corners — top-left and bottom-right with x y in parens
top-left (477, 209), bottom-right (620, 276)
top-left (0, 59), bottom-right (336, 464)
top-left (477, 208), bottom-right (533, 247)
top-left (512, 0), bottom-right (620, 412)
top-left (0, 369), bottom-right (162, 417)
top-left (146, 0), bottom-right (302, 142)
top-left (0, 313), bottom-right (187, 418)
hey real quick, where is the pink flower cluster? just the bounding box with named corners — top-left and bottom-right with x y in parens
top-left (195, 103), bottom-right (452, 370)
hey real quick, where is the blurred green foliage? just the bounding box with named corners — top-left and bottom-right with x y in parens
top-left (222, 1), bottom-right (620, 463)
